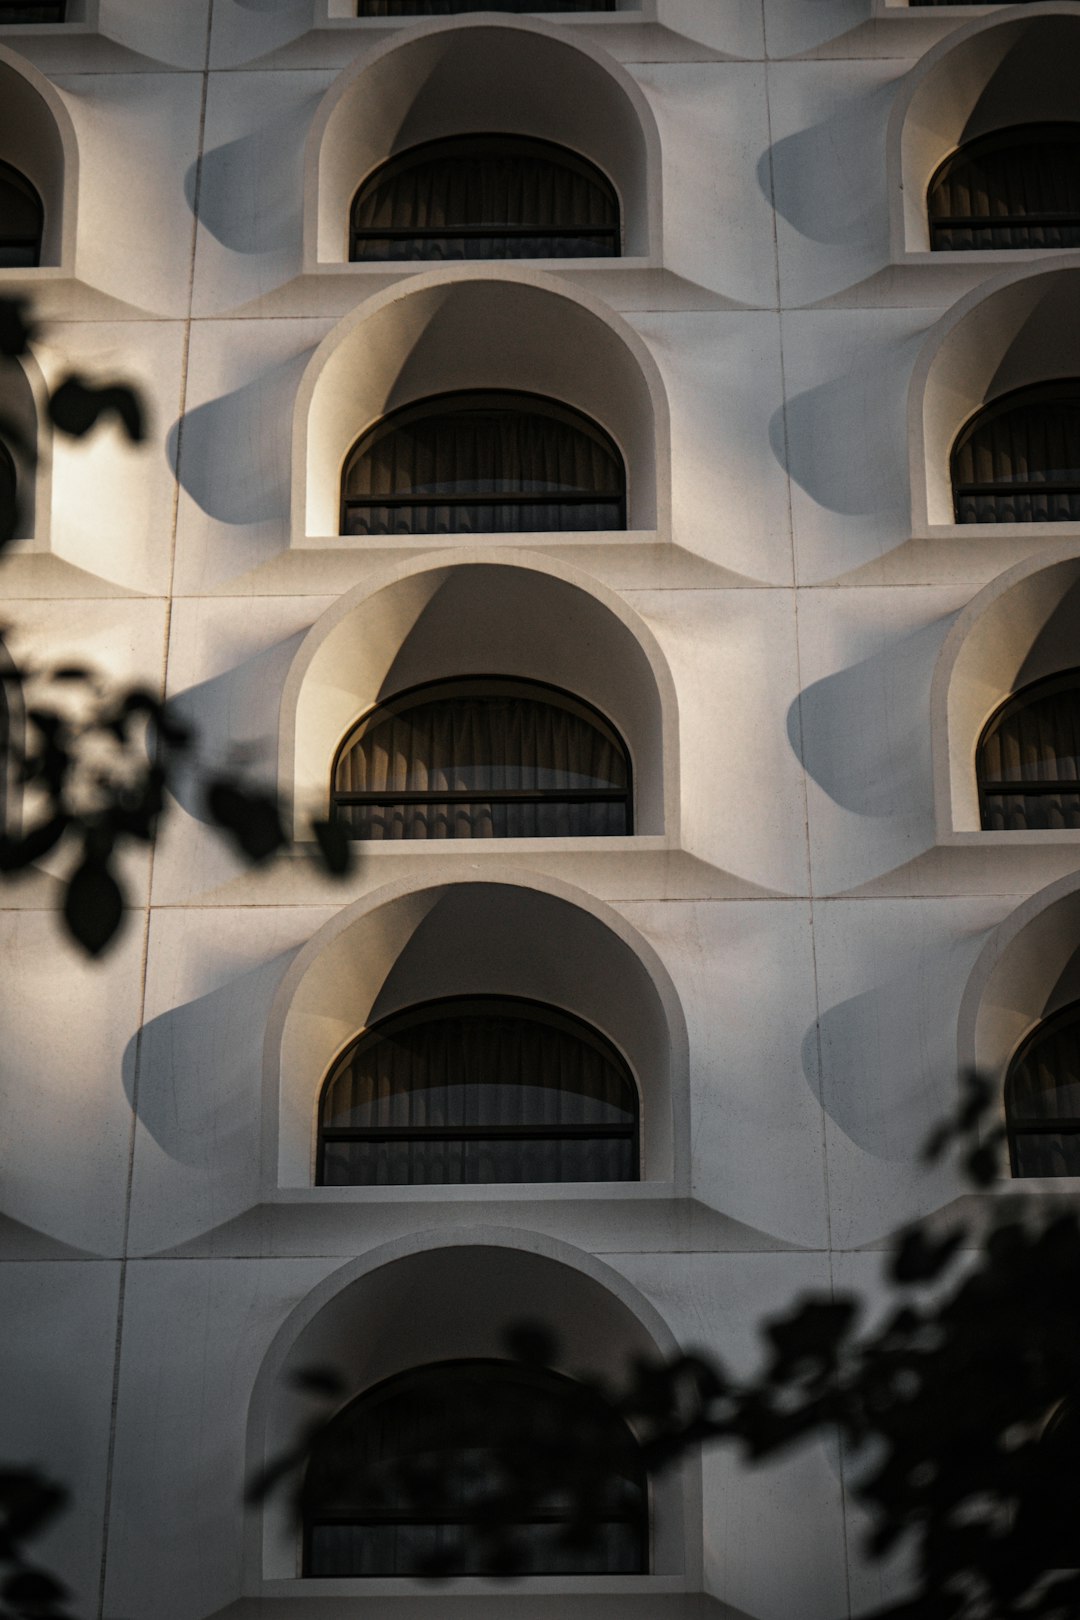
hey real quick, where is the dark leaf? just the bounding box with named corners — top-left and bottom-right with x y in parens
top-left (0, 815), bottom-right (68, 872)
top-left (891, 1227), bottom-right (966, 1285)
top-left (311, 818), bottom-right (352, 877)
top-left (48, 376), bottom-right (145, 444)
top-left (50, 667), bottom-right (90, 683)
top-left (62, 854), bottom-right (124, 956)
top-left (0, 297), bottom-right (34, 357)
top-left (205, 780), bottom-right (285, 864)
top-left (2, 1567), bottom-right (68, 1606)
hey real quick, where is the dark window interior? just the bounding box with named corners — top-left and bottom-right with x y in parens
top-left (341, 390), bottom-right (626, 536)
top-left (1006, 1003), bottom-right (1080, 1176)
top-left (929, 124), bottom-right (1080, 251)
top-left (951, 382), bottom-right (1080, 524)
top-left (0, 160), bottom-right (43, 268)
top-left (351, 134), bottom-right (619, 262)
top-left (356, 1), bottom-right (616, 14)
top-left (0, 2), bottom-right (67, 18)
top-left (303, 1359), bottom-right (649, 1577)
top-left (331, 677), bottom-right (632, 841)
top-left (317, 995), bottom-right (640, 1186)
top-left (977, 670), bottom-right (1080, 832)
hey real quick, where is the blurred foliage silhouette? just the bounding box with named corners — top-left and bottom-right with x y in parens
top-left (0, 295), bottom-right (350, 957)
top-left (247, 1071), bottom-right (1080, 1617)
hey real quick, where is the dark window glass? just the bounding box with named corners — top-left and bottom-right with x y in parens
top-left (978, 671), bottom-right (1080, 832)
top-left (332, 677), bottom-right (632, 841)
top-left (351, 135), bottom-right (619, 262)
top-left (1006, 1003), bottom-right (1080, 1176)
top-left (0, 161), bottom-right (42, 268)
top-left (303, 1359), bottom-right (649, 1577)
top-left (0, 2), bottom-right (66, 18)
top-left (929, 125), bottom-right (1080, 251)
top-left (910, 1), bottom-right (1045, 6)
top-left (341, 391), bottom-right (625, 536)
top-left (0, 438), bottom-right (15, 542)
top-left (357, 1), bottom-right (615, 14)
top-left (951, 382), bottom-right (1080, 524)
top-left (317, 996), bottom-right (640, 1187)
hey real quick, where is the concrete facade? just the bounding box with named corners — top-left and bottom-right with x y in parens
top-left (2, 3), bottom-right (1077, 1616)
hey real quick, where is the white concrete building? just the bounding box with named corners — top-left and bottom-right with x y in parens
top-left (2, 1), bottom-right (1079, 1615)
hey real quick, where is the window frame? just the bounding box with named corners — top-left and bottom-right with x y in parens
top-left (927, 123), bottom-right (1080, 253)
top-left (1005, 1000), bottom-right (1080, 1177)
top-left (0, 158), bottom-right (43, 268)
top-left (349, 132), bottom-right (621, 263)
top-left (339, 388), bottom-right (628, 538)
top-left (301, 1356), bottom-right (650, 1579)
top-left (329, 673), bottom-right (634, 841)
top-left (315, 992), bottom-right (643, 1188)
top-left (976, 668), bottom-right (1080, 832)
top-left (0, 1), bottom-right (67, 19)
top-left (951, 381), bottom-right (1080, 525)
top-left (354, 0), bottom-right (617, 14)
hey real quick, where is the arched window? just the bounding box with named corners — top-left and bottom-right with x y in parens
top-left (302, 1359), bottom-right (648, 1577)
top-left (356, 1), bottom-right (614, 13)
top-left (929, 125), bottom-right (1080, 251)
top-left (316, 996), bottom-right (640, 1186)
top-left (340, 391), bottom-right (626, 536)
top-left (350, 135), bottom-right (619, 262)
top-left (951, 382), bottom-right (1080, 524)
top-left (977, 670), bottom-right (1080, 832)
top-left (0, 3), bottom-right (67, 19)
top-left (0, 160), bottom-right (42, 267)
top-left (331, 677), bottom-right (632, 840)
top-left (1006, 1002), bottom-right (1080, 1176)
top-left (0, 437), bottom-right (16, 540)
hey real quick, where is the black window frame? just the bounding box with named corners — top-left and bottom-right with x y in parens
top-left (976, 668), bottom-right (1080, 832)
top-left (951, 381), bottom-right (1080, 525)
top-left (349, 133), bottom-right (620, 263)
top-left (340, 388), bottom-right (627, 537)
top-left (1005, 1001), bottom-right (1080, 1177)
top-left (0, 1), bottom-right (67, 19)
top-left (330, 673), bottom-right (634, 842)
top-left (356, 1), bottom-right (617, 14)
top-left (302, 1357), bottom-right (650, 1578)
top-left (316, 992), bottom-right (642, 1187)
top-left (928, 123), bottom-right (1080, 252)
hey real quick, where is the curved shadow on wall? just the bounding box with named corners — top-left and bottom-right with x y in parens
top-left (185, 93), bottom-right (317, 253)
top-left (769, 328), bottom-right (922, 519)
top-left (168, 351), bottom-right (312, 525)
top-left (758, 79), bottom-right (894, 249)
top-left (786, 619), bottom-right (946, 817)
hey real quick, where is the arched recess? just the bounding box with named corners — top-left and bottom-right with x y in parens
top-left (261, 871), bottom-right (690, 1194)
top-left (303, 16), bottom-right (660, 266)
top-left (889, 6), bottom-right (1080, 257)
top-left (958, 869), bottom-right (1080, 1170)
top-left (931, 551), bottom-right (1080, 834)
top-left (0, 46), bottom-right (77, 271)
top-left (292, 267), bottom-right (668, 539)
top-left (245, 1231), bottom-right (699, 1587)
top-left (909, 263), bottom-right (1080, 530)
top-left (278, 552), bottom-right (678, 839)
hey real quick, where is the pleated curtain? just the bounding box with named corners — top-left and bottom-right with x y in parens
top-left (351, 137), bottom-right (618, 261)
top-left (304, 1361), bottom-right (646, 1577)
top-left (334, 685), bottom-right (630, 839)
top-left (978, 677), bottom-right (1080, 830)
top-left (319, 1002), bottom-right (638, 1185)
top-left (929, 128), bottom-right (1080, 251)
top-left (1007, 1010), bottom-right (1080, 1176)
top-left (0, 163), bottom-right (42, 268)
top-left (356, 1), bottom-right (613, 15)
top-left (341, 395), bottom-right (624, 536)
top-left (952, 387), bottom-right (1080, 524)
